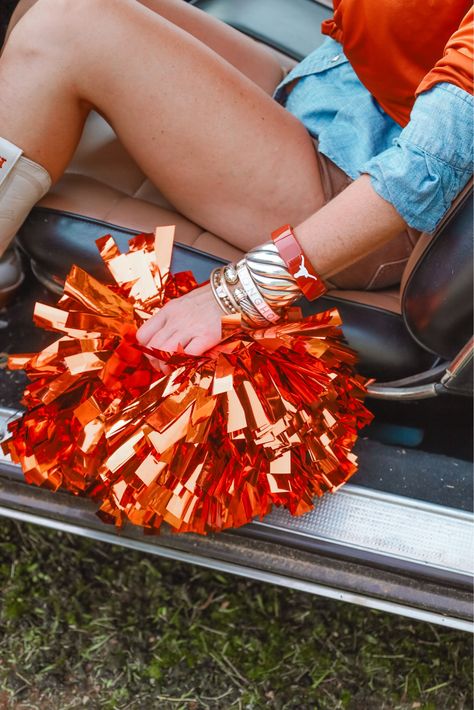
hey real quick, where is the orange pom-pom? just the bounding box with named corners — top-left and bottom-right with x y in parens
top-left (2, 228), bottom-right (372, 534)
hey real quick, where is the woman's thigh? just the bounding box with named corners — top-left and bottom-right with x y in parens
top-left (80, 2), bottom-right (325, 248)
top-left (137, 0), bottom-right (285, 93)
top-left (5, 0), bottom-right (284, 93)
top-left (3, 0), bottom-right (325, 249)
top-left (96, 3), bottom-right (324, 249)
top-left (3, 0), bottom-right (38, 47)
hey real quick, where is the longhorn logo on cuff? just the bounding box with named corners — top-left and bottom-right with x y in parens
top-left (271, 224), bottom-right (326, 301)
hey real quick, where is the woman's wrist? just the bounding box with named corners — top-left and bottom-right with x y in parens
top-left (210, 226), bottom-right (327, 327)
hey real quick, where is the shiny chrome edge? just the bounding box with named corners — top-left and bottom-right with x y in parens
top-left (0, 504), bottom-right (471, 633)
top-left (441, 337), bottom-right (473, 395)
top-left (442, 337), bottom-right (473, 381)
top-left (367, 382), bottom-right (438, 400)
top-left (368, 339), bottom-right (474, 399)
top-left (367, 363), bottom-right (447, 389)
top-left (334, 484), bottom-right (472, 521)
top-left (254, 485), bottom-right (473, 577)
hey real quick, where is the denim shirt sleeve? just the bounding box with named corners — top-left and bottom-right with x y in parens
top-left (361, 83), bottom-right (474, 233)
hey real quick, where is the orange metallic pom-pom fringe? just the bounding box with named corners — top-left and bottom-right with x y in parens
top-left (3, 227), bottom-right (373, 534)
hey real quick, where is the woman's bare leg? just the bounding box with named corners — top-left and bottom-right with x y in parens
top-left (2, 0), bottom-right (38, 47)
top-left (136, 0), bottom-right (285, 93)
top-left (0, 0), bottom-right (324, 250)
top-left (5, 0), bottom-right (284, 93)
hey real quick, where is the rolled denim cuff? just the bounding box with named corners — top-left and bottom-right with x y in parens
top-left (362, 83), bottom-right (473, 232)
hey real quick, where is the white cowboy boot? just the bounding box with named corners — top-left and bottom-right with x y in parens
top-left (0, 136), bottom-right (51, 306)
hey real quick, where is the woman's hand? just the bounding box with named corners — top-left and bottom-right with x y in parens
top-left (136, 283), bottom-right (223, 372)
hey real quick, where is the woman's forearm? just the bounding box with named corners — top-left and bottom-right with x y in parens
top-left (293, 174), bottom-right (407, 280)
top-left (137, 176), bottom-right (408, 367)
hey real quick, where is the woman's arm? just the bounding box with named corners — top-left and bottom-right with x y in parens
top-left (136, 174), bottom-right (406, 366)
top-left (292, 174), bottom-right (405, 280)
top-left (138, 74), bottom-right (474, 365)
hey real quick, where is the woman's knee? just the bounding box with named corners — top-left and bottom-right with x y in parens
top-left (3, 0), bottom-right (39, 48)
top-left (3, 0), bottom-right (105, 66)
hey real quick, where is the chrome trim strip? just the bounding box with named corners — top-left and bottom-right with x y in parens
top-left (256, 485), bottom-right (473, 577)
top-left (0, 504), bottom-right (471, 633)
top-left (367, 383), bottom-right (438, 400)
top-left (369, 363), bottom-right (447, 389)
top-left (443, 337), bottom-right (473, 380)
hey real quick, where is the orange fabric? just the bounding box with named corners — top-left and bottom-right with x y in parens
top-left (321, 1), bottom-right (473, 127)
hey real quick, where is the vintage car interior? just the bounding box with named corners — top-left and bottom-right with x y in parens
top-left (0, 0), bottom-right (472, 630)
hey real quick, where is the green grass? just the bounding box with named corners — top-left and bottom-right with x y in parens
top-left (0, 519), bottom-right (471, 709)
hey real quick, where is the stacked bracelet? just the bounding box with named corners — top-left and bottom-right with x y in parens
top-left (210, 268), bottom-right (238, 314)
top-left (210, 225), bottom-right (326, 327)
top-left (211, 264), bottom-right (269, 326)
top-left (210, 244), bottom-right (299, 327)
top-left (235, 261), bottom-right (280, 323)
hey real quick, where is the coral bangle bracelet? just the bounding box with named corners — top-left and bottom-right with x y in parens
top-left (271, 224), bottom-right (326, 301)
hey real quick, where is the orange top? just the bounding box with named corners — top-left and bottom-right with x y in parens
top-left (321, 1), bottom-right (473, 126)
